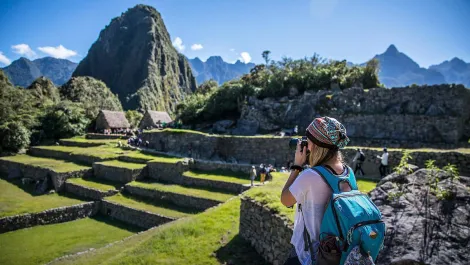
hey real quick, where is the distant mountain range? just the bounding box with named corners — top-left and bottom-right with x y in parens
top-left (370, 44), bottom-right (470, 88)
top-left (3, 44), bottom-right (469, 89)
top-left (188, 56), bottom-right (255, 85)
top-left (2, 57), bottom-right (77, 87)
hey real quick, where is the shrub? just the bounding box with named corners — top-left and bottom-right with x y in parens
top-left (126, 110), bottom-right (143, 128)
top-left (0, 122), bottom-right (31, 153)
top-left (40, 101), bottom-right (90, 140)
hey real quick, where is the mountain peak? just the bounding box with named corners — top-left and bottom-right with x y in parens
top-left (385, 44), bottom-right (399, 54)
top-left (206, 56), bottom-right (224, 63)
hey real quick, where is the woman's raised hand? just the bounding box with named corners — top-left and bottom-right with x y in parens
top-left (294, 139), bottom-right (307, 166)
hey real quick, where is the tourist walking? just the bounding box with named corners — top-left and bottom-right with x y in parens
top-left (259, 164), bottom-right (266, 185)
top-left (353, 148), bottom-right (366, 176)
top-left (377, 148), bottom-right (389, 178)
top-left (280, 116), bottom-right (385, 265)
top-left (250, 166), bottom-right (257, 187)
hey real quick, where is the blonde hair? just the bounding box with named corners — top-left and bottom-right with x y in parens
top-left (308, 144), bottom-right (343, 167)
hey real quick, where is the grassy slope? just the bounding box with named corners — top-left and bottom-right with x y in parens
top-left (121, 151), bottom-right (182, 163)
top-left (105, 194), bottom-right (200, 218)
top-left (128, 181), bottom-right (236, 202)
top-left (98, 160), bottom-right (146, 169)
top-left (34, 145), bottom-right (125, 160)
top-left (148, 128), bottom-right (282, 138)
top-left (61, 136), bottom-right (119, 144)
top-left (51, 198), bottom-right (268, 265)
top-left (0, 154), bottom-right (90, 173)
top-left (67, 178), bottom-right (118, 191)
top-left (0, 179), bottom-right (85, 218)
top-left (0, 216), bottom-right (141, 265)
top-left (184, 170), bottom-right (251, 185)
top-left (244, 172), bottom-right (378, 222)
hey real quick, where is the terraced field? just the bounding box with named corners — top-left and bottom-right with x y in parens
top-left (0, 154), bottom-right (90, 173)
top-left (0, 179), bottom-right (84, 218)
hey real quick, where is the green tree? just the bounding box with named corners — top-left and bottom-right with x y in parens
top-left (0, 122), bottom-right (31, 153)
top-left (196, 80), bottom-right (218, 95)
top-left (60, 76), bottom-right (123, 120)
top-left (126, 110), bottom-right (143, 128)
top-left (40, 101), bottom-right (90, 140)
top-left (262, 50), bottom-right (271, 66)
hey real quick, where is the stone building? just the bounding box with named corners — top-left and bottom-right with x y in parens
top-left (95, 110), bottom-right (130, 131)
top-left (139, 110), bottom-right (172, 129)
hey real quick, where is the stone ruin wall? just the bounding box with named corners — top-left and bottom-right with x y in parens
top-left (64, 181), bottom-right (118, 200)
top-left (142, 131), bottom-right (470, 176)
top-left (100, 200), bottom-right (175, 229)
top-left (0, 159), bottom-right (92, 191)
top-left (0, 202), bottom-right (100, 233)
top-left (238, 84), bottom-right (470, 146)
top-left (239, 196), bottom-right (293, 265)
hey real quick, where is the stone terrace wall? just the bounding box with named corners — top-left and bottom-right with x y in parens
top-left (141, 131), bottom-right (470, 175)
top-left (0, 202), bottom-right (99, 233)
top-left (59, 140), bottom-right (104, 148)
top-left (189, 159), bottom-right (253, 173)
top-left (93, 163), bottom-right (146, 183)
top-left (86, 133), bottom-right (124, 140)
top-left (147, 160), bottom-right (189, 183)
top-left (124, 184), bottom-right (220, 210)
top-left (0, 159), bottom-right (91, 191)
top-left (100, 200), bottom-right (175, 229)
top-left (181, 174), bottom-right (249, 193)
top-left (142, 131), bottom-right (290, 167)
top-left (240, 197), bottom-right (293, 265)
top-left (64, 181), bottom-right (118, 200)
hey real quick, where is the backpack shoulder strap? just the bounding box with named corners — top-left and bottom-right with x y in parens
top-left (313, 165), bottom-right (357, 193)
top-left (346, 166), bottom-right (359, 190)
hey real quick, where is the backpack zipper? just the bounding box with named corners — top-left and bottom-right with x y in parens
top-left (330, 192), bottom-right (369, 249)
top-left (345, 220), bottom-right (384, 250)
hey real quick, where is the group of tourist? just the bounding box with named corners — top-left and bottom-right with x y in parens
top-left (102, 128), bottom-right (133, 135)
top-left (352, 148), bottom-right (389, 178)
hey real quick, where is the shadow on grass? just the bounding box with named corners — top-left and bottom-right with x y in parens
top-left (92, 214), bottom-right (144, 233)
top-left (215, 234), bottom-right (269, 265)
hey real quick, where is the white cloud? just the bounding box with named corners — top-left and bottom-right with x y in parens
top-left (230, 48), bottom-right (235, 52)
top-left (239, 52), bottom-right (252, 63)
top-left (38, 45), bottom-right (77, 59)
top-left (12, 44), bottom-right (37, 59)
top-left (191, 44), bottom-right (203, 51)
top-left (0, 52), bottom-right (11, 65)
top-left (172, 37), bottom-right (185, 52)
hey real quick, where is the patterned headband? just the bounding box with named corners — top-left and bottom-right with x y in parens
top-left (306, 117), bottom-right (350, 149)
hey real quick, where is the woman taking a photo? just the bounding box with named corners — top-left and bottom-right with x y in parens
top-left (280, 116), bottom-right (384, 265)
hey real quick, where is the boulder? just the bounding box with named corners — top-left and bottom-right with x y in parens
top-left (370, 169), bottom-right (470, 265)
top-left (212, 120), bottom-right (235, 133)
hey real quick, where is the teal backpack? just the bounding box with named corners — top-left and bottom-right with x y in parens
top-left (300, 166), bottom-right (385, 265)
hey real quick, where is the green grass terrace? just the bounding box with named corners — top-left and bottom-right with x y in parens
top-left (243, 172), bottom-right (378, 222)
top-left (66, 177), bottom-right (120, 191)
top-left (0, 216), bottom-right (142, 265)
top-left (119, 150), bottom-right (183, 163)
top-left (49, 198), bottom-right (267, 265)
top-left (0, 179), bottom-right (85, 218)
top-left (105, 194), bottom-right (201, 218)
top-left (0, 154), bottom-right (90, 173)
top-left (97, 160), bottom-right (147, 169)
top-left (183, 169), bottom-right (252, 185)
top-left (127, 181), bottom-right (237, 202)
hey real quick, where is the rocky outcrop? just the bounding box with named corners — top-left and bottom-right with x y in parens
top-left (370, 169), bottom-right (470, 265)
top-left (236, 84), bottom-right (470, 144)
top-left (72, 4), bottom-right (196, 112)
top-left (0, 202), bottom-right (99, 233)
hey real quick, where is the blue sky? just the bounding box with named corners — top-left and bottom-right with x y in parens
top-left (0, 0), bottom-right (469, 67)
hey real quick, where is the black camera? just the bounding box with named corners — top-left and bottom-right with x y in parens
top-left (289, 136), bottom-right (308, 151)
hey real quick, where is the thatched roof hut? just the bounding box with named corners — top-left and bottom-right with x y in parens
top-left (95, 110), bottom-right (130, 131)
top-left (139, 110), bottom-right (173, 129)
